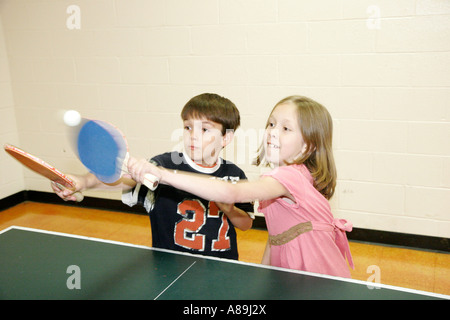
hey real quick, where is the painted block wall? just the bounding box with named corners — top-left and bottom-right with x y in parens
top-left (0, 0), bottom-right (449, 238)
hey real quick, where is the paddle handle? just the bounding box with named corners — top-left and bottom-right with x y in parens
top-left (143, 174), bottom-right (159, 191)
top-left (55, 183), bottom-right (84, 202)
top-left (122, 153), bottom-right (159, 191)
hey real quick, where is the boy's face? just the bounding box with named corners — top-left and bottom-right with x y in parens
top-left (183, 117), bottom-right (232, 166)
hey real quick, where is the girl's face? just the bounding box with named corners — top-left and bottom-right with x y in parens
top-left (264, 102), bottom-right (307, 167)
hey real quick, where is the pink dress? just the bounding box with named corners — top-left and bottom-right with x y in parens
top-left (258, 164), bottom-right (354, 278)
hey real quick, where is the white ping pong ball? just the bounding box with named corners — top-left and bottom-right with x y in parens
top-left (63, 110), bottom-right (81, 127)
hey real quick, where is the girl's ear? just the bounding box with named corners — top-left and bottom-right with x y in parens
top-left (222, 130), bottom-right (234, 147)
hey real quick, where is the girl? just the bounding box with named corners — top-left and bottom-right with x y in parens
top-left (127, 95), bottom-right (354, 278)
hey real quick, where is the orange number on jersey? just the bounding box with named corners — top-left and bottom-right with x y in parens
top-left (174, 199), bottom-right (206, 250)
top-left (174, 200), bottom-right (231, 252)
top-left (209, 202), bottom-right (231, 251)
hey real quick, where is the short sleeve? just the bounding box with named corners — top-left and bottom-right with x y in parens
top-left (262, 165), bottom-right (314, 207)
top-left (121, 158), bottom-right (158, 212)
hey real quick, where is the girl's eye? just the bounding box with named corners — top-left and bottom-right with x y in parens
top-left (283, 127), bottom-right (290, 131)
top-left (184, 126), bottom-right (191, 131)
top-left (268, 122), bottom-right (275, 128)
top-left (202, 128), bottom-right (209, 132)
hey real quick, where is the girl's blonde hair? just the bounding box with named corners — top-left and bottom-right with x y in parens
top-left (255, 95), bottom-right (337, 200)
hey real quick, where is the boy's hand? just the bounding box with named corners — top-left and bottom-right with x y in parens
top-left (50, 174), bottom-right (84, 202)
top-left (215, 202), bottom-right (253, 231)
top-left (215, 202), bottom-right (234, 214)
top-left (126, 156), bottom-right (161, 186)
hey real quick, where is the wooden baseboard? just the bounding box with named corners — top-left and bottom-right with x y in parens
top-left (1, 190), bottom-right (448, 252)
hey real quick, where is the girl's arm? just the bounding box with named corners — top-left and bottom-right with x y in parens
top-left (127, 157), bottom-right (292, 204)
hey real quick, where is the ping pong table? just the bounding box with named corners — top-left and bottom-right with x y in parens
top-left (0, 226), bottom-right (447, 302)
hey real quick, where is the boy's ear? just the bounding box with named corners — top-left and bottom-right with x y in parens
top-left (222, 130), bottom-right (234, 147)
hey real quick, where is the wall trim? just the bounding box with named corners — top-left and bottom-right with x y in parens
top-left (1, 190), bottom-right (448, 253)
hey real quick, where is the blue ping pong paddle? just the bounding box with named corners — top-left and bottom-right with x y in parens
top-left (74, 120), bottom-right (159, 190)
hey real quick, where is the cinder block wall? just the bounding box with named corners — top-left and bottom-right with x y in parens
top-left (0, 0), bottom-right (449, 238)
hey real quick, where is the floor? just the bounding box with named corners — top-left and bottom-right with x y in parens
top-left (0, 202), bottom-right (449, 296)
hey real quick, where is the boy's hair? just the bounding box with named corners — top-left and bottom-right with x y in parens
top-left (255, 95), bottom-right (337, 200)
top-left (181, 93), bottom-right (240, 135)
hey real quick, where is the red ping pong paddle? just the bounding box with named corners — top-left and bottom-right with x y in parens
top-left (4, 144), bottom-right (84, 202)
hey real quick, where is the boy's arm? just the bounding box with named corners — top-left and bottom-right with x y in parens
top-left (215, 202), bottom-right (253, 231)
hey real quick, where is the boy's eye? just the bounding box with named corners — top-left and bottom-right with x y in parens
top-left (202, 128), bottom-right (209, 132)
top-left (184, 125), bottom-right (191, 131)
top-left (283, 127), bottom-right (290, 131)
top-left (268, 122), bottom-right (275, 128)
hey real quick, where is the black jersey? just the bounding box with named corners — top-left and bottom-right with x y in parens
top-left (122, 152), bottom-right (254, 260)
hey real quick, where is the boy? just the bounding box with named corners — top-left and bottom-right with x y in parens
top-left (53, 93), bottom-right (254, 260)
